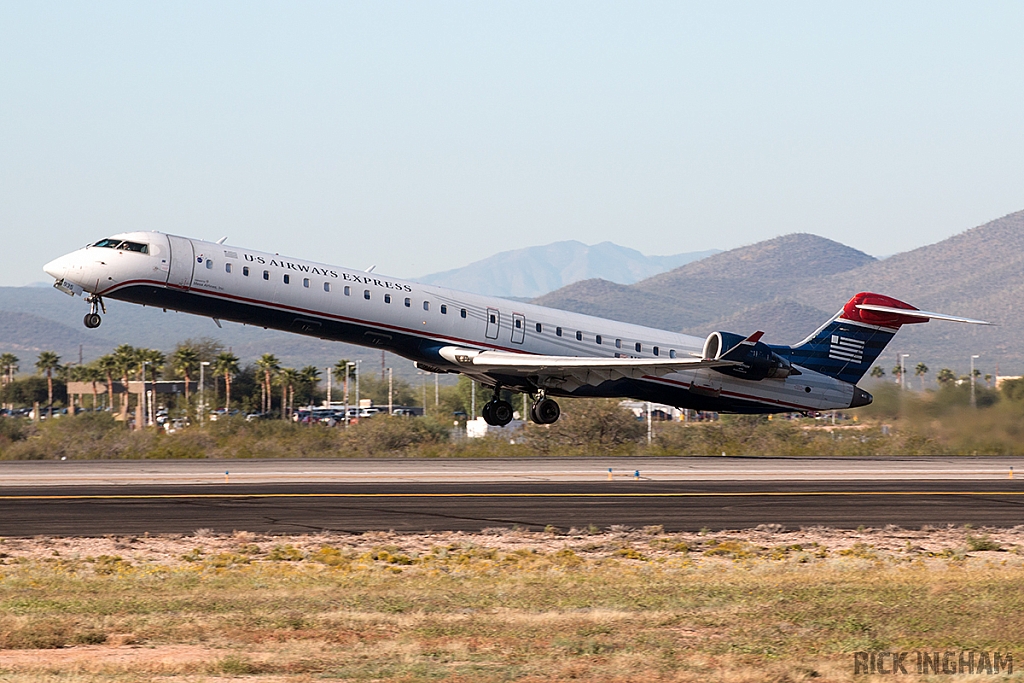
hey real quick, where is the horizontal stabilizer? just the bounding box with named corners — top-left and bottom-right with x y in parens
top-left (855, 304), bottom-right (992, 326)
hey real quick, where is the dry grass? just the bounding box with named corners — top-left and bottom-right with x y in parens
top-left (1, 526), bottom-right (1023, 681)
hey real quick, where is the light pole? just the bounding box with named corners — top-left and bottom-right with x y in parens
top-left (471, 380), bottom-right (476, 420)
top-left (900, 354), bottom-right (909, 391)
top-left (971, 354), bottom-right (980, 408)
top-left (141, 361), bottom-right (149, 428)
top-left (326, 367), bottom-right (332, 408)
top-left (388, 367), bottom-right (393, 415)
top-left (355, 360), bottom-right (361, 415)
top-left (435, 373), bottom-right (439, 408)
top-left (344, 361), bottom-right (355, 426)
top-left (199, 361), bottom-right (210, 424)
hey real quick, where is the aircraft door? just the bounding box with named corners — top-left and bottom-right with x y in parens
top-left (166, 235), bottom-right (195, 289)
top-left (485, 308), bottom-right (500, 339)
top-left (511, 313), bottom-right (525, 344)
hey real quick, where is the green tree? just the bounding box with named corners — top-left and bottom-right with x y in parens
top-left (869, 365), bottom-right (885, 379)
top-left (256, 354), bottom-right (280, 415)
top-left (171, 345), bottom-right (201, 406)
top-left (300, 365), bottom-right (322, 406)
top-left (0, 353), bottom-right (18, 408)
top-left (112, 344), bottom-right (138, 417)
top-left (936, 368), bottom-right (957, 386)
top-left (212, 352), bottom-right (240, 411)
top-left (278, 367), bottom-right (300, 418)
top-left (96, 354), bottom-right (118, 412)
top-left (35, 351), bottom-right (61, 418)
top-left (135, 348), bottom-right (165, 381)
top-left (915, 362), bottom-right (929, 391)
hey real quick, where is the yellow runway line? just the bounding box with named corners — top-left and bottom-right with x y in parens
top-left (2, 491), bottom-right (1024, 501)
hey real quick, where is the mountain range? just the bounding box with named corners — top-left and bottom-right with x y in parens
top-left (535, 211), bottom-right (1024, 375)
top-left (416, 241), bottom-right (720, 298)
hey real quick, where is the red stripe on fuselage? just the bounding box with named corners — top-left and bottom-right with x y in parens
top-left (99, 279), bottom-right (817, 412)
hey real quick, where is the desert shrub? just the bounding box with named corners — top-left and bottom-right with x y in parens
top-left (522, 399), bottom-right (645, 455)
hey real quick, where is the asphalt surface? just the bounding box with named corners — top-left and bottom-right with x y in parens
top-left (1, 455), bottom-right (1021, 485)
top-left (3, 480), bottom-right (1024, 536)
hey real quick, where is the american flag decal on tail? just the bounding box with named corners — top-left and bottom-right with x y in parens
top-left (829, 334), bottom-right (865, 363)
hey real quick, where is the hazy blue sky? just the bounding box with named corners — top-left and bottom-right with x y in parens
top-left (3, 1), bottom-right (1024, 286)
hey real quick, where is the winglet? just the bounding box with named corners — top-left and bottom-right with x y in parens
top-left (746, 331), bottom-right (764, 343)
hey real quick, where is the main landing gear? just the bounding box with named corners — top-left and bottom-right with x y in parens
top-left (481, 396), bottom-right (515, 427)
top-left (83, 295), bottom-right (105, 329)
top-left (480, 388), bottom-right (562, 427)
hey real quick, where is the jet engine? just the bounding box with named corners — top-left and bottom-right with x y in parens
top-left (702, 331), bottom-right (799, 381)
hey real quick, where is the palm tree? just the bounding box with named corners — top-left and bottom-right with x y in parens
top-left (256, 354), bottom-right (280, 415)
top-left (135, 348), bottom-right (165, 381)
top-left (334, 359), bottom-right (356, 409)
top-left (300, 365), bottom-right (321, 405)
top-left (278, 367), bottom-right (300, 418)
top-left (212, 352), bottom-right (240, 411)
top-left (0, 353), bottom-right (18, 409)
top-left (83, 363), bottom-right (103, 411)
top-left (914, 363), bottom-right (929, 391)
top-left (869, 366), bottom-right (885, 379)
top-left (112, 344), bottom-right (138, 417)
top-left (936, 368), bottom-right (957, 386)
top-left (35, 351), bottom-right (61, 418)
top-left (96, 354), bottom-right (118, 411)
top-left (171, 346), bottom-right (201, 406)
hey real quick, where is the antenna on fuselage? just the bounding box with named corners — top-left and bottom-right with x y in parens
top-left (215, 236), bottom-right (228, 245)
top-left (365, 265), bottom-right (376, 273)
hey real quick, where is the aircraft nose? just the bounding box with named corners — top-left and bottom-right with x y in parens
top-left (43, 254), bottom-right (72, 280)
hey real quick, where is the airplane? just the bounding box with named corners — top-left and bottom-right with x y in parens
top-left (43, 232), bottom-right (991, 426)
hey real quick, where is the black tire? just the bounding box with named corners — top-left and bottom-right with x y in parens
top-left (533, 398), bottom-right (560, 424)
top-left (84, 313), bottom-right (102, 329)
top-left (491, 400), bottom-right (514, 426)
top-left (481, 401), bottom-right (496, 426)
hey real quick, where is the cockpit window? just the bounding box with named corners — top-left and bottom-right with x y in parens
top-left (92, 238), bottom-right (149, 254)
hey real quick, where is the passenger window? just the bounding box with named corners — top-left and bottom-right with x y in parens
top-left (461, 308), bottom-right (467, 318)
top-left (490, 313), bottom-right (496, 323)
top-left (575, 331), bottom-right (582, 341)
top-left (344, 285), bottom-right (351, 296)
top-left (283, 274), bottom-right (290, 284)
top-left (596, 335), bottom-right (602, 345)
top-left (441, 304), bottom-right (447, 314)
top-left (653, 346), bottom-right (660, 356)
top-left (324, 282), bottom-right (331, 292)
top-left (243, 266), bottom-right (249, 276)
top-left (405, 297), bottom-right (411, 307)
top-left (206, 259), bottom-right (214, 270)
top-left (536, 323), bottom-right (542, 333)
top-left (515, 318), bottom-right (521, 328)
top-left (303, 278), bottom-right (309, 288)
top-left (635, 342), bottom-right (642, 353)
top-left (384, 294), bottom-right (392, 304)
top-left (423, 301), bottom-right (429, 311)
top-left (364, 290), bottom-right (370, 300)
top-left (225, 263), bottom-right (231, 273)
top-left (263, 270), bottom-right (269, 280)
top-left (615, 339), bottom-right (621, 349)
top-left (556, 327), bottom-right (562, 337)
top-left (669, 349), bottom-right (676, 359)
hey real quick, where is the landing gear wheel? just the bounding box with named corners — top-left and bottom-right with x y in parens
top-left (481, 401), bottom-right (495, 425)
top-left (530, 397), bottom-right (560, 425)
top-left (84, 313), bottom-right (102, 329)
top-left (490, 400), bottom-right (514, 426)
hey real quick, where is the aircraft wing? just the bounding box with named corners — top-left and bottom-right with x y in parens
top-left (438, 346), bottom-right (737, 391)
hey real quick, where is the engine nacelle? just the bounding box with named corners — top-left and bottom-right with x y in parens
top-left (703, 331), bottom-right (799, 381)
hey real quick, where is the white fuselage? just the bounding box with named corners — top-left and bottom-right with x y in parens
top-left (44, 231), bottom-right (856, 413)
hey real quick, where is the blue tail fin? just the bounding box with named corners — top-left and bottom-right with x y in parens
top-left (773, 293), bottom-right (927, 384)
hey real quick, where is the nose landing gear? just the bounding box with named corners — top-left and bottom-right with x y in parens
top-left (83, 295), bottom-right (105, 329)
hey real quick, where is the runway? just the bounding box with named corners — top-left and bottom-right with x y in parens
top-left (3, 478), bottom-right (1024, 536)
top-left (2, 457), bottom-right (1022, 535)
